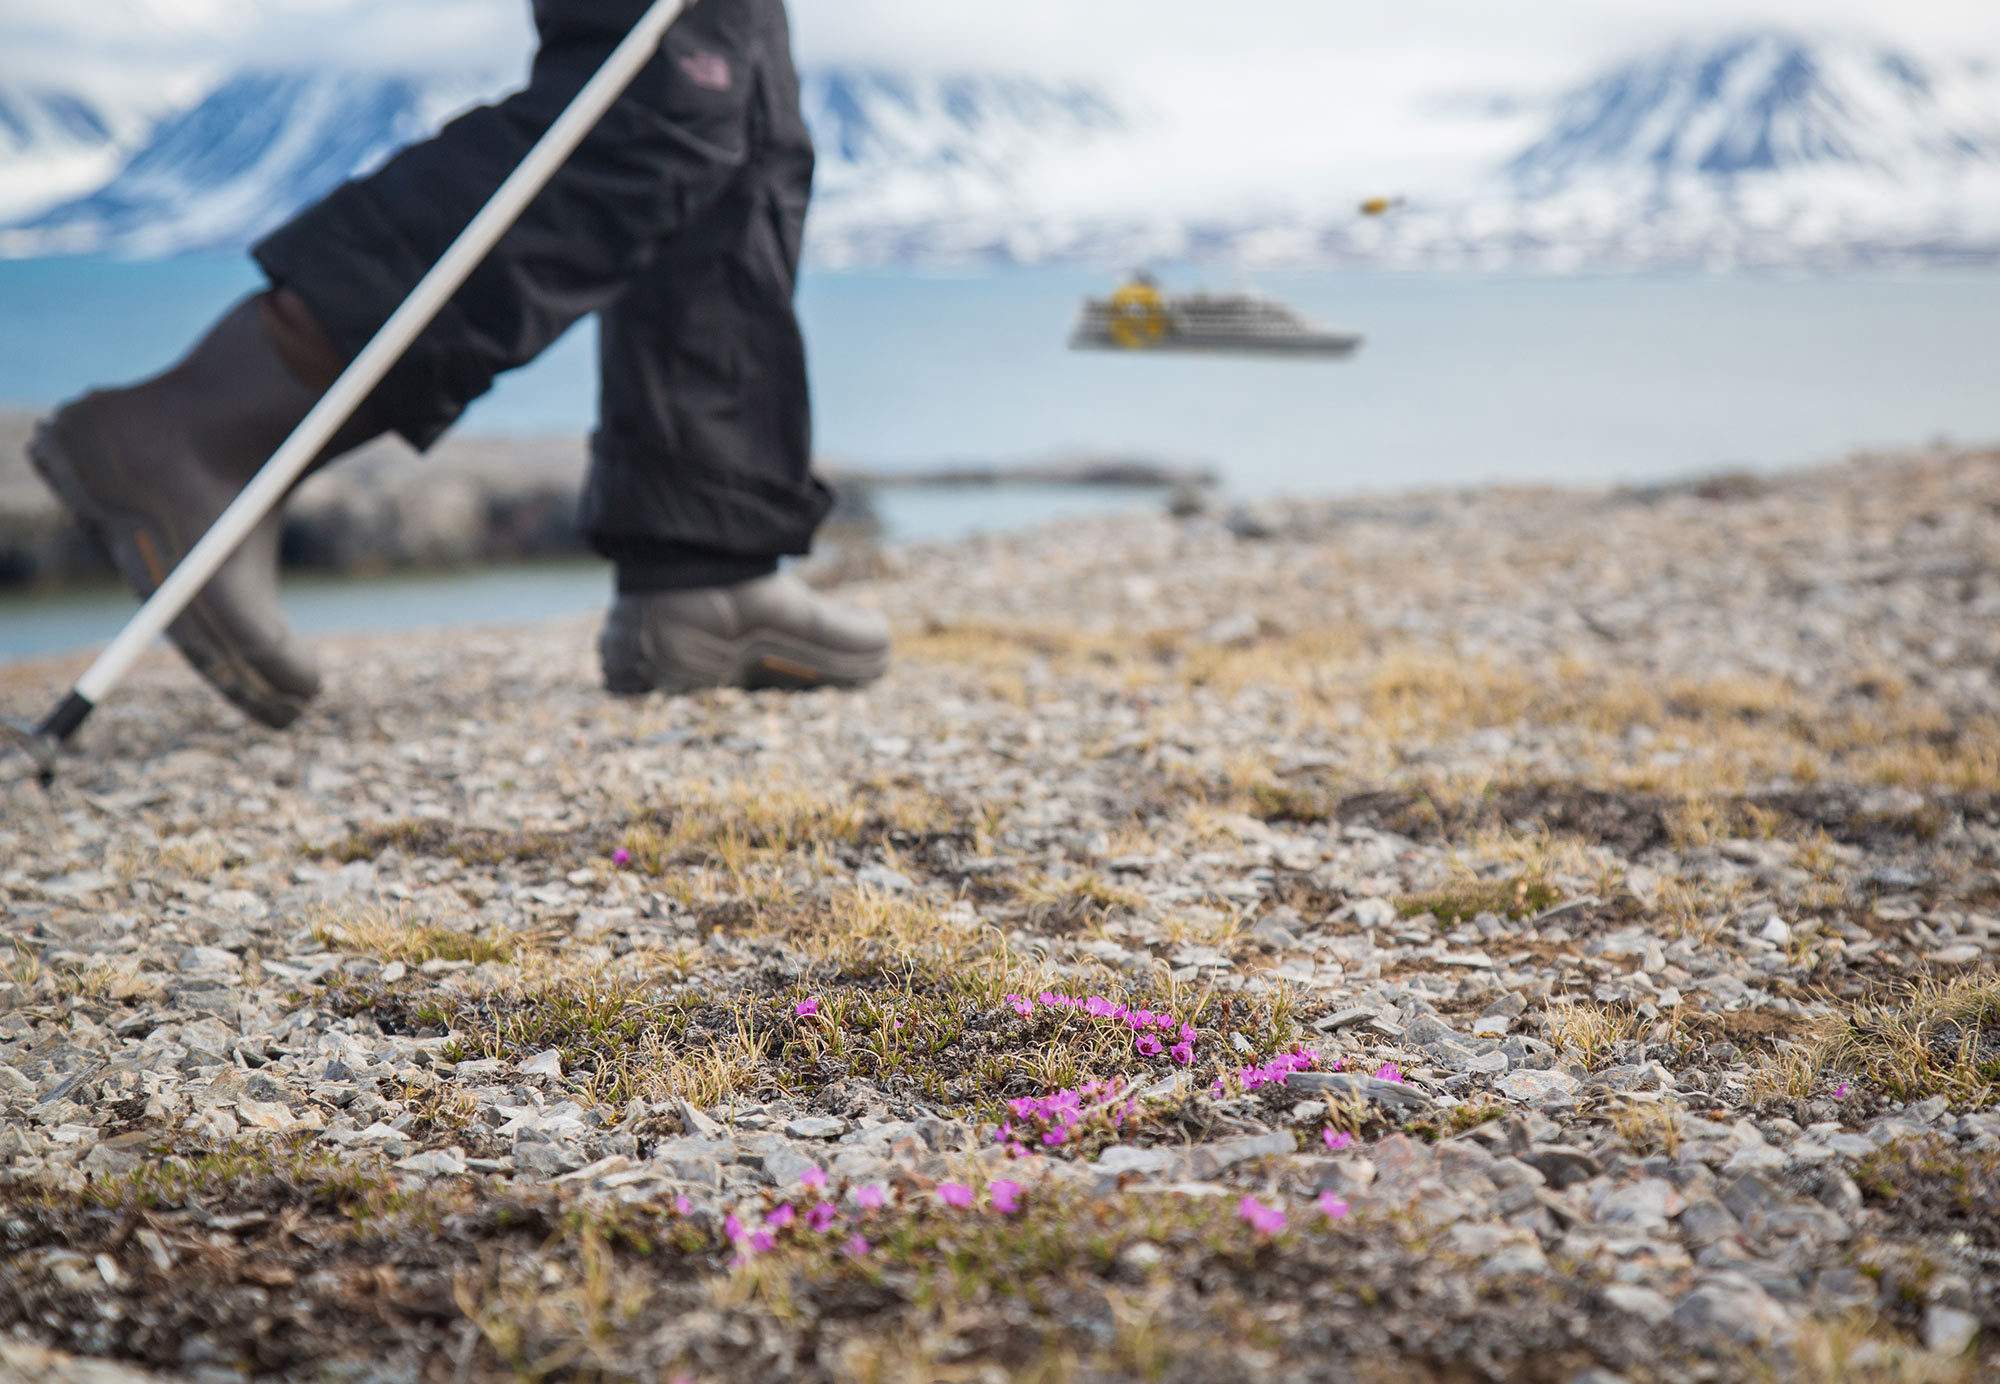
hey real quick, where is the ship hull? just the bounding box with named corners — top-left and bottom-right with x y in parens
top-left (1069, 328), bottom-right (1362, 357)
top-left (1068, 293), bottom-right (1363, 358)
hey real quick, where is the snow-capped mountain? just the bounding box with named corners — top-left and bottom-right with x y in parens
top-left (5, 31), bottom-right (2000, 269)
top-left (0, 65), bottom-right (1130, 261)
top-left (800, 69), bottom-right (1129, 265)
top-left (1511, 33), bottom-right (2000, 191)
top-left (3, 70), bottom-right (495, 258)
top-left (1442, 31), bottom-right (2000, 269)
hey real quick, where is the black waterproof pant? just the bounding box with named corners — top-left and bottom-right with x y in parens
top-left (253, 0), bottom-right (828, 591)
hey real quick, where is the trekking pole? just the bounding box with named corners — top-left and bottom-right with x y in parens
top-left (4, 0), bottom-right (694, 786)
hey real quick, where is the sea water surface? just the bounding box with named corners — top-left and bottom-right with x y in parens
top-left (5, 257), bottom-right (2000, 659)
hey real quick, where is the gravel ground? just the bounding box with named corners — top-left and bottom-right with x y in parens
top-left (3, 450), bottom-right (1999, 1383)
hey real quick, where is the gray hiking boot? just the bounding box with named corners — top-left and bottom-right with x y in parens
top-left (28, 291), bottom-right (374, 729)
top-left (599, 570), bottom-right (891, 695)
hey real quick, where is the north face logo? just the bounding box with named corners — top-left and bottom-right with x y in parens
top-left (679, 49), bottom-right (732, 92)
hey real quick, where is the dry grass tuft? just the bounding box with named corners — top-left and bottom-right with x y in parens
top-left (1823, 976), bottom-right (2000, 1108)
top-left (1543, 1000), bottom-right (1642, 1070)
top-left (312, 907), bottom-right (530, 967)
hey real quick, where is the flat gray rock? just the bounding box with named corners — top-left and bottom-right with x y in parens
top-left (1287, 1071), bottom-right (1432, 1112)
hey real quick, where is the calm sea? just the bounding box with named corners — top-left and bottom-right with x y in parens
top-left (5, 256), bottom-right (2000, 659)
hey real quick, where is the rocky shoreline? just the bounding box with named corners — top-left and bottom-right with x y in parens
top-left (0, 409), bottom-right (1208, 587)
top-left (2, 446), bottom-right (1998, 1382)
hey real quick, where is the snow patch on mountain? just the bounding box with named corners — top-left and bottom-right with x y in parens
top-left (0, 83), bottom-right (156, 223)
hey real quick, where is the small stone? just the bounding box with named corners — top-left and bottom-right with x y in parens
top-left (1602, 1284), bottom-right (1673, 1326)
top-left (1480, 1243), bottom-right (1549, 1279)
top-left (1182, 1131), bottom-right (1295, 1178)
top-left (1921, 1304), bottom-right (1977, 1356)
top-left (761, 1150), bottom-right (820, 1188)
top-left (1758, 917), bottom-right (1792, 947)
top-left (675, 1100), bottom-right (726, 1139)
top-left (513, 1135), bottom-right (584, 1177)
top-left (1098, 1146), bottom-right (1178, 1176)
top-left (521, 1049), bottom-right (564, 1079)
top-left (1591, 1178), bottom-right (1683, 1232)
top-left (1672, 1273), bottom-right (1794, 1349)
top-left (1497, 1069), bottom-right (1577, 1104)
top-left (380, 960), bottom-right (408, 984)
top-left (1927, 944), bottom-right (1981, 966)
top-left (1117, 1242), bottom-right (1165, 1277)
top-left (394, 1148), bottom-right (468, 1177)
top-left (1721, 1143), bottom-right (1788, 1177)
top-left (786, 1116), bottom-right (849, 1140)
top-left (1350, 898), bottom-right (1397, 929)
top-left (1288, 1071), bottom-right (1431, 1113)
top-left (1314, 1006), bottom-right (1376, 1033)
top-left (1520, 1145), bottom-right (1601, 1189)
top-left (1465, 1050), bottom-right (1509, 1076)
top-left (856, 864), bottom-right (915, 893)
top-left (1473, 1014), bottom-right (1512, 1038)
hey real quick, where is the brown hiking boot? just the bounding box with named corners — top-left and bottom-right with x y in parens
top-left (27, 291), bottom-right (375, 729)
top-left (599, 571), bottom-right (891, 696)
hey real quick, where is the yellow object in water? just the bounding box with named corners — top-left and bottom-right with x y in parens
top-left (1105, 279), bottom-right (1169, 349)
top-left (1359, 196), bottom-right (1404, 217)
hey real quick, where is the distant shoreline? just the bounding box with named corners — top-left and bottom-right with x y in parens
top-left (0, 409), bottom-right (1211, 589)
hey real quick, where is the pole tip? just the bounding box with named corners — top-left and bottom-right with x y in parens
top-left (3, 720), bottom-right (60, 787)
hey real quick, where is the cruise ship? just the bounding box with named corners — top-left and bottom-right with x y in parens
top-left (1070, 276), bottom-right (1363, 357)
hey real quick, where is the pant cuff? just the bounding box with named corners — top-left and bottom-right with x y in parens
top-left (611, 544), bottom-right (780, 594)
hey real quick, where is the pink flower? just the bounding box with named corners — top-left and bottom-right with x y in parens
top-left (674, 1195), bottom-right (693, 1215)
top-left (724, 1213), bottom-right (747, 1243)
top-left (807, 1202), bottom-right (838, 1232)
top-left (1318, 1192), bottom-right (1350, 1222)
top-left (938, 1182), bottom-right (975, 1209)
top-left (845, 1235), bottom-right (871, 1257)
top-left (1373, 1062), bottom-right (1404, 1084)
top-left (765, 1204), bottom-right (795, 1229)
top-left (1043, 1128), bottom-right (1067, 1147)
top-left (1170, 1041), bottom-right (1194, 1065)
top-left (1238, 1196), bottom-right (1286, 1236)
top-left (1007, 994), bottom-right (1033, 1018)
top-left (989, 1180), bottom-right (1023, 1214)
top-left (1135, 1034), bottom-right (1163, 1057)
top-left (1323, 1130), bottom-right (1354, 1152)
top-left (799, 1165), bottom-right (828, 1190)
top-left (1833, 1082), bottom-right (1851, 1099)
top-left (854, 1184), bottom-right (886, 1210)
top-left (796, 998), bottom-right (820, 1018)
top-left (749, 1229), bottom-right (776, 1254)
top-left (612, 848), bottom-right (633, 867)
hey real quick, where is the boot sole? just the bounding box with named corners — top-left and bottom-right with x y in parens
top-left (28, 423), bottom-right (311, 730)
top-left (604, 620), bottom-right (889, 697)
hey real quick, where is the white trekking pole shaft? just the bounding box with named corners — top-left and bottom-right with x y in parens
top-left (40, 0), bottom-right (692, 748)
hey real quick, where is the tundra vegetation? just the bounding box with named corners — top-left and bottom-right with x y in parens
top-left (3, 449), bottom-right (1999, 1380)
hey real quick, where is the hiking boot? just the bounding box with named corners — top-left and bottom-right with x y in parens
top-left (599, 570), bottom-right (890, 696)
top-left (28, 291), bottom-right (376, 729)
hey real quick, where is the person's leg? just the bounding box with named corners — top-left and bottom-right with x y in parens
top-left (32, 0), bottom-right (773, 727)
top-left (587, 0), bottom-right (888, 693)
top-left (255, 0), bottom-right (767, 450)
top-left (28, 292), bottom-right (378, 728)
